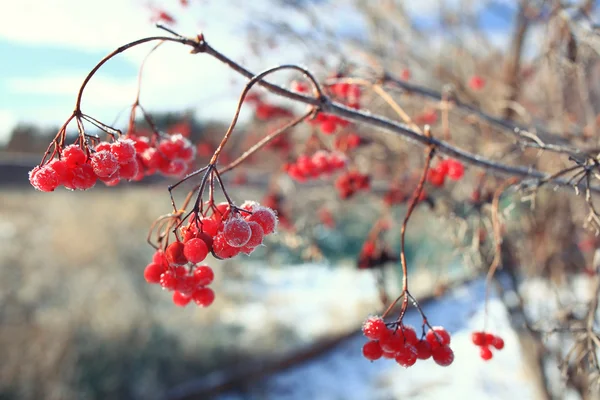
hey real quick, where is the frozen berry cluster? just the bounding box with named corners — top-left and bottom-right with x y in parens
top-left (361, 317), bottom-right (455, 367)
top-left (130, 133), bottom-right (196, 179)
top-left (144, 201), bottom-right (278, 307)
top-left (284, 151), bottom-right (347, 182)
top-left (335, 171), bottom-right (371, 199)
top-left (427, 159), bottom-right (465, 187)
top-left (471, 331), bottom-right (504, 361)
top-left (29, 133), bottom-right (196, 192)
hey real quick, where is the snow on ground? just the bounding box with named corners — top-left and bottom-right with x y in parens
top-left (210, 264), bottom-right (537, 400)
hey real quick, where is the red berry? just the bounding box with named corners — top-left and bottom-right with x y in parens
top-left (172, 291), bottom-right (192, 307)
top-left (471, 331), bottom-right (486, 346)
top-left (484, 333), bottom-right (495, 346)
top-left (242, 221), bottom-right (264, 250)
top-left (193, 265), bottom-right (214, 286)
top-left (71, 163), bottom-right (97, 190)
top-left (62, 145), bottom-right (87, 168)
top-left (212, 202), bottom-right (231, 222)
top-left (152, 249), bottom-right (167, 265)
top-left (212, 234), bottom-right (241, 259)
top-left (144, 262), bottom-right (166, 284)
top-left (159, 271), bottom-right (178, 291)
top-left (320, 119), bottom-right (337, 135)
top-left (492, 336), bottom-right (504, 350)
top-left (192, 287), bottom-right (215, 307)
top-left (395, 345), bottom-right (418, 367)
top-left (183, 238), bottom-right (209, 264)
top-left (223, 217), bottom-right (252, 247)
top-left (362, 317), bottom-right (387, 341)
top-left (118, 159), bottom-right (138, 181)
top-left (401, 326), bottom-right (418, 345)
top-left (362, 341), bottom-right (383, 361)
top-left (427, 167), bottom-right (446, 187)
top-left (176, 275), bottom-right (197, 296)
top-left (165, 241), bottom-right (188, 265)
top-left (29, 165), bottom-right (60, 192)
top-left (380, 331), bottom-right (405, 353)
top-left (480, 346), bottom-right (493, 361)
top-left (382, 351), bottom-right (396, 359)
top-left (469, 75), bottom-right (485, 91)
top-left (445, 159), bottom-right (464, 181)
top-left (91, 150), bottom-right (119, 178)
top-left (414, 340), bottom-right (432, 360)
top-left (95, 142), bottom-right (111, 152)
top-left (431, 345), bottom-right (454, 366)
top-left (110, 138), bottom-right (136, 163)
top-left (426, 326), bottom-right (451, 348)
top-left (248, 206), bottom-right (278, 235)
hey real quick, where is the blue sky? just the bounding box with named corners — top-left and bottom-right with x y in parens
top-left (0, 0), bottom-right (559, 145)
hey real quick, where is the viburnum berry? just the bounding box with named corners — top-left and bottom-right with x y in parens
top-left (247, 206), bottom-right (278, 235)
top-left (320, 119), bottom-right (337, 135)
top-left (159, 270), bottom-right (178, 291)
top-left (401, 325), bottom-right (418, 345)
top-left (192, 287), bottom-right (215, 307)
top-left (110, 139), bottom-right (136, 163)
top-left (71, 164), bottom-right (97, 190)
top-left (492, 336), bottom-right (504, 350)
top-left (172, 291), bottom-right (192, 307)
top-left (431, 345), bottom-right (454, 366)
top-left (91, 150), bottom-right (120, 178)
top-left (362, 341), bottom-right (383, 361)
top-left (362, 316), bottom-right (388, 341)
top-left (165, 241), bottom-right (188, 265)
top-left (223, 217), bottom-right (252, 247)
top-left (118, 159), bottom-right (139, 181)
top-left (193, 265), bottom-right (214, 286)
top-left (62, 145), bottom-right (87, 168)
top-left (426, 326), bottom-right (451, 348)
top-left (472, 331), bottom-right (485, 346)
top-left (480, 346), bottom-right (493, 361)
top-left (427, 167), bottom-right (445, 187)
top-left (144, 262), bottom-right (166, 284)
top-left (240, 221), bottom-right (264, 254)
top-left (380, 331), bottom-right (405, 353)
top-left (414, 340), bottom-right (432, 360)
top-left (29, 165), bottom-right (60, 192)
top-left (469, 75), bottom-right (485, 91)
top-left (183, 238), bottom-right (209, 264)
top-left (444, 159), bottom-right (465, 181)
top-left (212, 234), bottom-right (241, 259)
top-left (395, 345), bottom-right (418, 368)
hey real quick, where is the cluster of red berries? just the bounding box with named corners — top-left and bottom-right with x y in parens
top-left (471, 331), bottom-right (504, 361)
top-left (427, 159), bottom-right (465, 187)
top-left (335, 171), bottom-right (371, 199)
top-left (144, 201), bottom-right (278, 307)
top-left (328, 82), bottom-right (361, 103)
top-left (130, 133), bottom-right (196, 179)
top-left (29, 139), bottom-right (138, 192)
top-left (144, 249), bottom-right (216, 307)
top-left (308, 112), bottom-right (352, 135)
top-left (284, 151), bottom-right (347, 182)
top-left (361, 317), bottom-right (455, 367)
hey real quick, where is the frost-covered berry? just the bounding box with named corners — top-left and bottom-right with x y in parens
top-left (248, 206), bottom-right (278, 235)
top-left (401, 326), bottom-right (418, 345)
top-left (71, 163), bottom-right (97, 190)
top-left (110, 139), bottom-right (136, 163)
top-left (362, 316), bottom-right (388, 341)
top-left (29, 165), bottom-right (60, 192)
top-left (223, 217), bottom-right (252, 247)
top-left (426, 326), bottom-right (451, 348)
top-left (395, 345), bottom-right (418, 368)
top-left (414, 340), bottom-right (432, 360)
top-left (91, 150), bottom-right (119, 178)
top-left (118, 159), bottom-right (138, 181)
top-left (62, 145), bottom-right (87, 168)
top-left (159, 270), bottom-right (178, 291)
top-left (183, 238), bottom-right (209, 264)
top-left (212, 234), bottom-right (241, 259)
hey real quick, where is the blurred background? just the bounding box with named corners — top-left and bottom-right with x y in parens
top-left (2, 1), bottom-right (600, 399)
